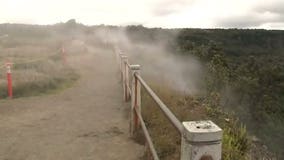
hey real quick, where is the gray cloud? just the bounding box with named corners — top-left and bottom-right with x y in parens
top-left (216, 1), bottom-right (284, 28)
top-left (254, 1), bottom-right (284, 15)
top-left (1, 0), bottom-right (284, 29)
top-left (151, 0), bottom-right (194, 16)
top-left (217, 17), bottom-right (264, 28)
top-left (217, 15), bottom-right (284, 28)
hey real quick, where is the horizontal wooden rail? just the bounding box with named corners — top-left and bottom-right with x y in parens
top-left (114, 46), bottom-right (223, 160)
top-left (134, 107), bottom-right (160, 160)
top-left (135, 73), bottom-right (183, 133)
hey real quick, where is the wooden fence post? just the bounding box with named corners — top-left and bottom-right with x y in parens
top-left (122, 56), bottom-right (130, 101)
top-left (130, 64), bottom-right (141, 135)
top-left (119, 53), bottom-right (124, 81)
top-left (180, 120), bottom-right (222, 160)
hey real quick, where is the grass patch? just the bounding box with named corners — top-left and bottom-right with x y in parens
top-left (0, 29), bottom-right (79, 99)
top-left (0, 49), bottom-right (79, 98)
top-left (139, 83), bottom-right (255, 160)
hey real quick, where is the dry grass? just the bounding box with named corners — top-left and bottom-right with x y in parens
top-left (138, 82), bottom-right (253, 160)
top-left (140, 82), bottom-right (207, 160)
top-left (0, 40), bottom-right (78, 98)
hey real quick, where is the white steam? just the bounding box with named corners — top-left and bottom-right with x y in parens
top-left (94, 27), bottom-right (204, 94)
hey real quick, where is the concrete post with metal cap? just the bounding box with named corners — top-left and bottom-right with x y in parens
top-left (130, 64), bottom-right (141, 135)
top-left (180, 120), bottom-right (222, 160)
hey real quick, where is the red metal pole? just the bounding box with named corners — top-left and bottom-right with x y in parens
top-left (6, 65), bottom-right (13, 98)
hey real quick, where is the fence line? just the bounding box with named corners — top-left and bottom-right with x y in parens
top-left (115, 47), bottom-right (223, 160)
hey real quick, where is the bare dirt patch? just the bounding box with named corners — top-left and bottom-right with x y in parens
top-left (0, 44), bottom-right (143, 160)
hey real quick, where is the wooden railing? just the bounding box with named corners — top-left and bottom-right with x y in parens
top-left (114, 47), bottom-right (223, 160)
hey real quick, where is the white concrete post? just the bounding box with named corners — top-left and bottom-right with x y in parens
top-left (130, 65), bottom-right (141, 135)
top-left (181, 120), bottom-right (222, 160)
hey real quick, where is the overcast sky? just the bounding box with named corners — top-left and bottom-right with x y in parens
top-left (0, 0), bottom-right (284, 29)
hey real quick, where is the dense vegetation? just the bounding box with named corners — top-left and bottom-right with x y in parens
top-left (124, 26), bottom-right (284, 159)
top-left (176, 29), bottom-right (284, 159)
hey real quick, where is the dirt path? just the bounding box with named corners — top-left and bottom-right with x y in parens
top-left (0, 45), bottom-right (143, 160)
